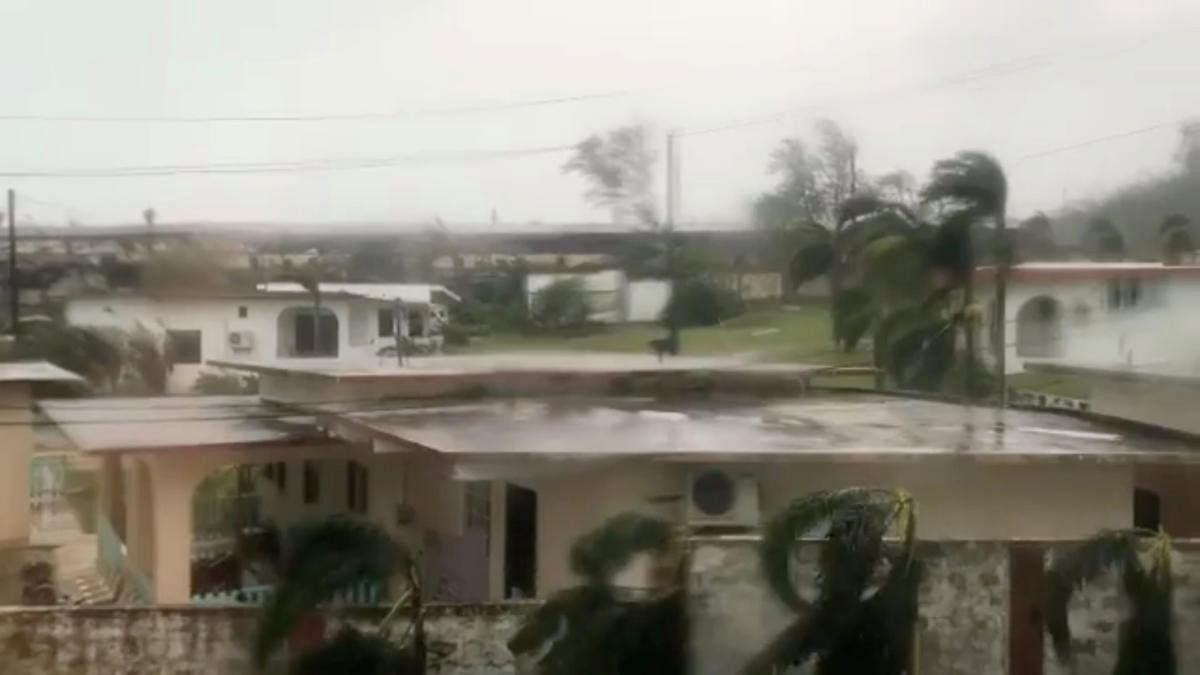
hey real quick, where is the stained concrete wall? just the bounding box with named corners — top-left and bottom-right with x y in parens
top-left (688, 538), bottom-right (1009, 675)
top-left (0, 603), bottom-right (533, 675)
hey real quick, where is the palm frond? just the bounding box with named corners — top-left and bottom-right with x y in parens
top-left (760, 488), bottom-right (894, 612)
top-left (920, 151), bottom-right (1008, 219)
top-left (834, 288), bottom-right (873, 351)
top-left (569, 513), bottom-right (673, 585)
top-left (1045, 529), bottom-right (1154, 665)
top-left (253, 516), bottom-right (410, 669)
top-left (789, 229), bottom-right (834, 288)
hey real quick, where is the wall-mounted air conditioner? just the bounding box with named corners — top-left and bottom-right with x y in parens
top-left (686, 468), bottom-right (760, 528)
top-left (228, 330), bottom-right (255, 351)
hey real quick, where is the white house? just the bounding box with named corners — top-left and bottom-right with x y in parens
top-left (975, 262), bottom-right (1200, 374)
top-left (64, 283), bottom-right (459, 393)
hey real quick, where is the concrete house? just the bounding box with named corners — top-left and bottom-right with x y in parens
top-left (64, 283), bottom-right (458, 393)
top-left (975, 262), bottom-right (1200, 374)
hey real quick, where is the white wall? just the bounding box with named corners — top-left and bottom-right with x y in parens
top-left (981, 275), bottom-right (1200, 375)
top-left (625, 280), bottom-right (672, 322)
top-left (64, 295), bottom-right (395, 393)
top-left (526, 270), bottom-right (625, 323)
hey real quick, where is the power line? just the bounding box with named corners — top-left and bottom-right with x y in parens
top-left (1015, 120), bottom-right (1178, 161)
top-left (0, 143), bottom-right (576, 179)
top-left (0, 89), bottom-right (647, 124)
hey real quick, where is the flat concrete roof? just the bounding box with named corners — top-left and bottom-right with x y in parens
top-left (0, 361), bottom-right (84, 383)
top-left (37, 395), bottom-right (323, 453)
top-left (325, 393), bottom-right (1200, 465)
top-left (1027, 361), bottom-right (1200, 386)
top-left (210, 353), bottom-right (831, 381)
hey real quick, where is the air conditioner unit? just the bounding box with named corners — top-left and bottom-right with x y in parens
top-left (227, 330), bottom-right (255, 351)
top-left (686, 468), bottom-right (760, 528)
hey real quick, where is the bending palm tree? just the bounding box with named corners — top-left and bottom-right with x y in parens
top-left (921, 151), bottom-right (1008, 403)
top-left (742, 488), bottom-right (920, 675)
top-left (1046, 529), bottom-right (1175, 675)
top-left (250, 516), bottom-right (425, 674)
top-left (508, 513), bottom-right (686, 675)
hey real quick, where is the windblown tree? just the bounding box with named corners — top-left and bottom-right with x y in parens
top-left (1083, 217), bottom-right (1127, 260)
top-left (1017, 211), bottom-right (1057, 260)
top-left (563, 124), bottom-right (657, 226)
top-left (250, 516), bottom-right (425, 675)
top-left (1046, 529), bottom-right (1175, 675)
top-left (508, 513), bottom-right (686, 675)
top-left (1160, 214), bottom-right (1194, 265)
top-left (741, 488), bottom-right (920, 675)
top-left (758, 119), bottom-right (861, 348)
top-left (920, 151), bottom-right (1009, 398)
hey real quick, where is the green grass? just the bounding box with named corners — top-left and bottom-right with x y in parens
top-left (1007, 371), bottom-right (1091, 399)
top-left (455, 305), bottom-right (871, 367)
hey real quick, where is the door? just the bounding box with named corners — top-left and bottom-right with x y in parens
top-left (504, 484), bottom-right (537, 598)
top-left (1009, 544), bottom-right (1045, 675)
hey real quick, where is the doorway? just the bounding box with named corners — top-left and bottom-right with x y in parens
top-left (504, 484), bottom-right (537, 599)
top-left (1009, 544), bottom-right (1046, 675)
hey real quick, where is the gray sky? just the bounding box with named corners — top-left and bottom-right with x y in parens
top-left (1, 0), bottom-right (1198, 228)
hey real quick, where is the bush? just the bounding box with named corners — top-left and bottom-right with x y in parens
top-left (662, 278), bottom-right (746, 328)
top-left (532, 279), bottom-right (591, 331)
top-left (192, 371), bottom-right (260, 395)
top-left (441, 323), bottom-right (472, 346)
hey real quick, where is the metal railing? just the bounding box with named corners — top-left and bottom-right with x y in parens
top-left (97, 513), bottom-right (154, 603)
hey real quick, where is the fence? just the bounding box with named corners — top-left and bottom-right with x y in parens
top-left (29, 453), bottom-right (70, 531)
top-left (96, 513), bottom-right (154, 603)
top-left (191, 579), bottom-right (383, 606)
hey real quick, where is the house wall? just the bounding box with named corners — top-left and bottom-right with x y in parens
top-left (64, 295), bottom-right (395, 392)
top-left (626, 279), bottom-right (672, 322)
top-left (980, 275), bottom-right (1200, 375)
top-left (0, 382), bottom-right (32, 546)
top-left (532, 460), bottom-right (1133, 595)
top-left (1090, 375), bottom-right (1200, 436)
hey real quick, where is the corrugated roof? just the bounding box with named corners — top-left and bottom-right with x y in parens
top-left (37, 395), bottom-right (323, 453)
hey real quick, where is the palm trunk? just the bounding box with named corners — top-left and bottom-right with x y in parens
top-left (830, 238), bottom-right (843, 351)
top-left (995, 208), bottom-right (1009, 407)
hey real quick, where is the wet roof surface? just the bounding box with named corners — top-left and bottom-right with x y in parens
top-left (38, 395), bottom-right (321, 452)
top-left (0, 361), bottom-right (84, 383)
top-left (331, 393), bottom-right (1200, 463)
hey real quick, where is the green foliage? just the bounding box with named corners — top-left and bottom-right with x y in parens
top-left (11, 322), bottom-right (124, 390)
top-left (141, 244), bottom-right (236, 291)
top-left (290, 627), bottom-right (421, 675)
top-left (252, 516), bottom-right (413, 670)
top-left (920, 151), bottom-right (1008, 221)
top-left (1046, 530), bottom-right (1175, 675)
top-left (1083, 218), bottom-right (1126, 260)
top-left (787, 226), bottom-right (833, 287)
top-left (127, 327), bottom-right (168, 394)
top-left (749, 488), bottom-right (919, 675)
top-left (532, 279), bottom-right (591, 331)
top-left (509, 513), bottom-right (685, 675)
top-left (662, 278), bottom-right (745, 328)
top-left (833, 288), bottom-right (871, 351)
top-left (563, 124), bottom-right (656, 224)
top-left (192, 371), bottom-right (260, 395)
top-left (347, 242), bottom-right (404, 282)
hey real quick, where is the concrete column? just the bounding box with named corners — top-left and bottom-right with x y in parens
top-left (0, 383), bottom-right (32, 547)
top-left (488, 481), bottom-right (507, 601)
top-left (145, 454), bottom-right (225, 604)
top-left (98, 456), bottom-right (124, 537)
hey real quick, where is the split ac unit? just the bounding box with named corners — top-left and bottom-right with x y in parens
top-left (686, 468), bottom-right (760, 528)
top-left (228, 330), bottom-right (255, 351)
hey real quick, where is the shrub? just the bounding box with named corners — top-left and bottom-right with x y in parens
top-left (192, 371), bottom-right (260, 395)
top-left (662, 278), bottom-right (746, 327)
top-left (532, 279), bottom-right (591, 331)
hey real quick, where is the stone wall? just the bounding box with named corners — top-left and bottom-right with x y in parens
top-left (689, 538), bottom-right (1009, 675)
top-left (0, 602), bottom-right (533, 675)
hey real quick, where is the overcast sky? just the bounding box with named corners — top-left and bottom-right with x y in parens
top-left (0, 0), bottom-right (1198, 229)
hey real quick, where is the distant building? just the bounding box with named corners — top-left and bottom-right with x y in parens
top-left (64, 283), bottom-right (458, 393)
top-left (975, 261), bottom-right (1200, 374)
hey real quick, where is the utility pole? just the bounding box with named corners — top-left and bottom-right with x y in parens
top-left (7, 189), bottom-right (17, 336)
top-left (664, 131), bottom-right (680, 355)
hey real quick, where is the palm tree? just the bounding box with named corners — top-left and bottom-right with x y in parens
top-left (742, 488), bottom-right (920, 675)
top-left (1160, 214), bottom-right (1194, 265)
top-left (1083, 217), bottom-right (1126, 261)
top-left (508, 513), bottom-right (686, 675)
top-left (1017, 211), bottom-right (1056, 260)
top-left (250, 516), bottom-right (425, 674)
top-left (920, 151), bottom-right (1009, 402)
top-left (1046, 529), bottom-right (1175, 675)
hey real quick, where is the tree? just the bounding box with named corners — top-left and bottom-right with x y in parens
top-left (1017, 211), bottom-right (1056, 260)
top-left (562, 124), bottom-right (656, 225)
top-left (1160, 214), bottom-right (1194, 264)
top-left (348, 242), bottom-right (404, 282)
top-left (1046, 529), bottom-right (1174, 675)
top-left (1083, 217), bottom-right (1126, 260)
top-left (141, 244), bottom-right (236, 292)
top-left (921, 151), bottom-right (1009, 400)
top-left (250, 516), bottom-right (424, 674)
top-left (532, 279), bottom-right (590, 331)
top-left (508, 513), bottom-right (685, 675)
top-left (742, 488), bottom-right (919, 675)
top-left (662, 277), bottom-right (745, 328)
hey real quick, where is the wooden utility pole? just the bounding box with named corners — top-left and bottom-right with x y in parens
top-left (664, 131), bottom-right (680, 355)
top-left (996, 209), bottom-right (1009, 407)
top-left (7, 189), bottom-right (17, 335)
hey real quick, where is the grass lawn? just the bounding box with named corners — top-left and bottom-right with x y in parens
top-left (455, 305), bottom-right (871, 368)
top-left (1007, 371), bottom-right (1091, 399)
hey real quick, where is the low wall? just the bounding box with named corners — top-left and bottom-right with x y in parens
top-left (0, 602), bottom-right (534, 675)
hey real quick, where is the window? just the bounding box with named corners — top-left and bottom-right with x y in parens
top-left (378, 308), bottom-right (395, 337)
top-left (293, 311), bottom-right (338, 356)
top-left (1134, 488), bottom-right (1161, 530)
top-left (303, 461), bottom-right (320, 505)
top-left (167, 329), bottom-right (202, 364)
top-left (466, 481), bottom-right (491, 531)
top-left (1108, 279), bottom-right (1144, 310)
top-left (238, 305), bottom-right (248, 318)
top-left (347, 461), bottom-right (368, 514)
top-left (264, 462), bottom-right (287, 493)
